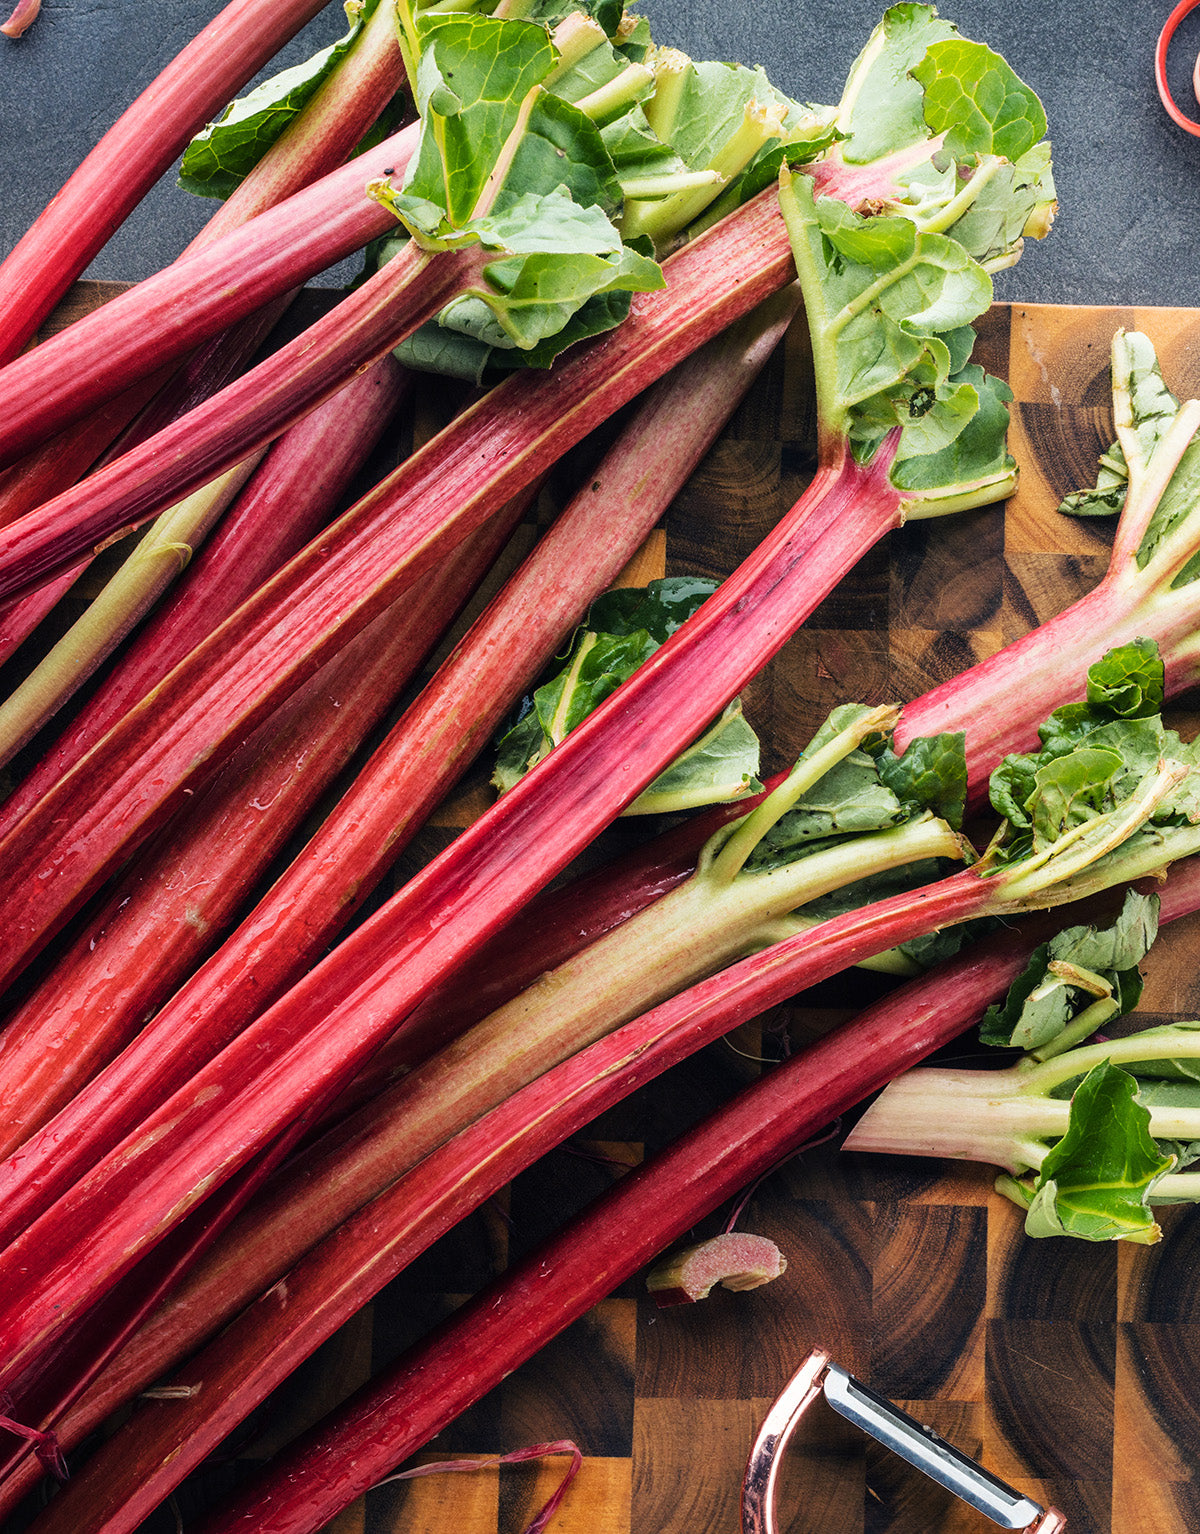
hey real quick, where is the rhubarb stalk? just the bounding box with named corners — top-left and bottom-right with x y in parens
top-left (0, 289), bottom-right (800, 1213)
top-left (0, 0), bottom-right (335, 365)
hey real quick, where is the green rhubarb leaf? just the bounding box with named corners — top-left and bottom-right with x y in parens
top-left (978, 889), bottom-right (1157, 1052)
top-left (493, 578), bottom-right (761, 814)
top-left (1024, 1062), bottom-right (1174, 1242)
top-left (1137, 437), bottom-right (1200, 581)
top-left (397, 286), bottom-right (641, 380)
top-left (402, 13), bottom-right (558, 227)
top-left (740, 705), bottom-right (966, 874)
top-left (179, 0), bottom-right (390, 199)
top-left (910, 38), bottom-right (1046, 164)
top-left (988, 642), bottom-right (1171, 857)
top-left (932, 144), bottom-right (1056, 270)
top-left (1084, 637), bottom-right (1165, 719)
top-left (876, 730), bottom-right (967, 830)
top-left (445, 222), bottom-right (661, 351)
top-left (782, 174), bottom-right (993, 461)
top-left (1027, 747), bottom-right (1124, 855)
top-left (626, 699), bottom-right (762, 816)
top-left (378, 12), bottom-right (664, 364)
top-left (835, 3), bottom-right (960, 165)
top-left (585, 576), bottom-right (719, 642)
top-left (812, 7), bottom-right (1052, 273)
top-left (519, 0), bottom-right (624, 35)
top-left (650, 59), bottom-right (800, 173)
top-left (889, 364), bottom-right (1015, 504)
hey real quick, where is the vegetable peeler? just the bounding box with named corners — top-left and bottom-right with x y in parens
top-left (742, 1347), bottom-right (1067, 1533)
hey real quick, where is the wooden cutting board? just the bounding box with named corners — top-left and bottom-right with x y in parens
top-left (17, 297), bottom-right (1200, 1534)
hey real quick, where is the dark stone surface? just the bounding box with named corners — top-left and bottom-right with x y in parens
top-left (2, 0), bottom-right (1200, 303)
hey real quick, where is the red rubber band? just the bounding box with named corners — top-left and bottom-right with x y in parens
top-left (1156, 0), bottom-right (1200, 134)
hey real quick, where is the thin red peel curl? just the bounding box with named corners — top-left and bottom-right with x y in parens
top-left (377, 1439), bottom-right (582, 1534)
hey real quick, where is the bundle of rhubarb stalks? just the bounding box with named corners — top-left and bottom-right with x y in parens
top-left (5, 0), bottom-right (1200, 1528)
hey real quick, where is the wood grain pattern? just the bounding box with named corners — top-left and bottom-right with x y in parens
top-left (11, 299), bottom-right (1200, 1532)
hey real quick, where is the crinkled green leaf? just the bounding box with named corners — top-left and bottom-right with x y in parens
top-left (179, 0), bottom-right (386, 199)
top-left (518, 0), bottom-right (624, 36)
top-left (1085, 637), bottom-right (1165, 719)
top-left (398, 286), bottom-right (640, 379)
top-left (1055, 889), bottom-right (1159, 974)
top-left (876, 730), bottom-right (967, 829)
top-left (889, 363), bottom-right (1015, 491)
top-left (452, 229), bottom-right (662, 351)
top-left (1028, 747), bottom-right (1124, 854)
top-left (741, 705), bottom-right (966, 875)
top-left (787, 177), bottom-right (993, 461)
top-left (403, 14), bottom-right (557, 225)
top-left (1059, 334), bottom-right (1179, 520)
top-left (585, 576), bottom-right (718, 642)
top-left (1024, 1063), bottom-right (1173, 1242)
top-left (835, 3), bottom-right (960, 165)
top-left (935, 144), bottom-right (1055, 269)
top-left (988, 643), bottom-right (1173, 859)
top-left (651, 59), bottom-right (800, 172)
top-left (1137, 436), bottom-right (1200, 578)
top-left (910, 38), bottom-right (1046, 163)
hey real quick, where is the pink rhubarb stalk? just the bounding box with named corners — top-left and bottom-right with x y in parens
top-left (0, 0), bottom-right (337, 366)
top-left (12, 868), bottom-right (1134, 1534)
top-left (0, 430), bottom-right (903, 1400)
top-left (0, 186), bottom-right (797, 992)
top-left (0, 480), bottom-right (520, 1161)
top-left (0, 290), bottom-right (799, 1238)
top-left (0, 355), bottom-right (411, 833)
top-left (0, 123), bottom-right (419, 483)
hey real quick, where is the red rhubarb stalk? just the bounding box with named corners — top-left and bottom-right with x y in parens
top-left (0, 459), bottom-right (262, 766)
top-left (4, 635), bottom-right (1195, 1451)
top-left (0, 11), bottom-right (407, 643)
top-left (188, 920), bottom-right (1089, 1534)
top-left (0, 123), bottom-right (418, 483)
top-left (0, 477), bottom-right (520, 1160)
top-left (12, 869), bottom-right (1136, 1534)
top-left (0, 291), bottom-right (798, 1234)
top-left (0, 0), bottom-right (336, 365)
top-left (0, 187), bottom-right (797, 991)
top-left (0, 203), bottom-right (468, 602)
top-left (0, 355), bottom-right (411, 831)
top-left (0, 434), bottom-right (905, 1395)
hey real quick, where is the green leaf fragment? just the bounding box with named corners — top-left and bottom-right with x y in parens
top-left (876, 730), bottom-right (967, 829)
top-left (740, 706), bottom-right (966, 875)
top-left (179, 0), bottom-right (388, 199)
top-left (1024, 1063), bottom-right (1173, 1242)
top-left (625, 700), bottom-right (762, 816)
top-left (493, 578), bottom-right (761, 815)
top-left (910, 38), bottom-right (1046, 163)
top-left (835, 3), bottom-right (961, 166)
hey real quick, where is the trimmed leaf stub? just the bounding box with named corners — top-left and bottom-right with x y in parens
top-left (645, 1232), bottom-right (786, 1306)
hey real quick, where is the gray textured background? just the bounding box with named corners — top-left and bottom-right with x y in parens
top-left (1, 0), bottom-right (1199, 305)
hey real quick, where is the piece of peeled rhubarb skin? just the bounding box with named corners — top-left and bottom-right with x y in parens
top-left (645, 1232), bottom-right (786, 1306)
